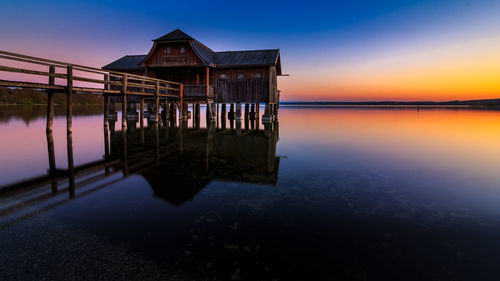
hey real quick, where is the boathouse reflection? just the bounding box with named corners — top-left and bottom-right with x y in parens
top-left (0, 116), bottom-right (280, 230)
top-left (107, 119), bottom-right (280, 205)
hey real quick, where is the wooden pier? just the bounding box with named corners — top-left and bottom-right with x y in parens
top-left (0, 49), bottom-right (184, 132)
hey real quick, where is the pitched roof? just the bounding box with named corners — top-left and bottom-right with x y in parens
top-left (190, 40), bottom-right (215, 65)
top-left (102, 30), bottom-right (282, 73)
top-left (213, 49), bottom-right (279, 67)
top-left (153, 29), bottom-right (193, 42)
top-left (101, 55), bottom-right (146, 70)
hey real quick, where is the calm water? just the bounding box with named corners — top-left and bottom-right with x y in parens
top-left (1, 105), bottom-right (500, 280)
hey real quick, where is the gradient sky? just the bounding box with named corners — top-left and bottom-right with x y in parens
top-left (1, 0), bottom-right (500, 101)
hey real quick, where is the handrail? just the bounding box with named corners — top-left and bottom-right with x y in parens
top-left (0, 49), bottom-right (183, 96)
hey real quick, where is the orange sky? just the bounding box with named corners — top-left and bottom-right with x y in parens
top-left (280, 35), bottom-right (500, 101)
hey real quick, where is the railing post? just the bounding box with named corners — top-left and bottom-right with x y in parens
top-left (46, 65), bottom-right (55, 133)
top-left (155, 80), bottom-right (160, 123)
top-left (65, 65), bottom-right (75, 197)
top-left (179, 84), bottom-right (184, 120)
top-left (66, 65), bottom-right (73, 133)
top-left (122, 74), bottom-right (127, 129)
top-left (206, 66), bottom-right (209, 98)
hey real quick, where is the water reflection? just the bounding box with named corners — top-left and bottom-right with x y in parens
top-left (3, 106), bottom-right (500, 280)
top-left (0, 115), bottom-right (280, 230)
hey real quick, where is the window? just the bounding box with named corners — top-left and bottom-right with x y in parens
top-left (220, 73), bottom-right (228, 80)
top-left (236, 73), bottom-right (245, 80)
top-left (166, 47), bottom-right (171, 54)
top-left (180, 47), bottom-right (185, 54)
top-left (254, 72), bottom-right (262, 79)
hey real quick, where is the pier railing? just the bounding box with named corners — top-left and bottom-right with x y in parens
top-left (0, 50), bottom-right (183, 98)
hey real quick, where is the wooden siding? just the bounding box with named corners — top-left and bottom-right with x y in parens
top-left (119, 66), bottom-right (279, 104)
top-left (268, 66), bottom-right (278, 103)
top-left (213, 67), bottom-right (271, 103)
top-left (151, 67), bottom-right (207, 85)
top-left (144, 42), bottom-right (204, 68)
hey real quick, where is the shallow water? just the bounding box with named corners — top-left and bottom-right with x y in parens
top-left (1, 105), bottom-right (500, 280)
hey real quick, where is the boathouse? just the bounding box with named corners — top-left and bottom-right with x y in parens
top-left (102, 29), bottom-right (283, 121)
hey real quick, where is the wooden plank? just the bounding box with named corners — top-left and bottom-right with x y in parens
top-left (73, 75), bottom-right (121, 85)
top-left (0, 80), bottom-right (66, 90)
top-left (0, 54), bottom-right (55, 67)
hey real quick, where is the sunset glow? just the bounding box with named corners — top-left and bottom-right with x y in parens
top-left (1, 0), bottom-right (500, 101)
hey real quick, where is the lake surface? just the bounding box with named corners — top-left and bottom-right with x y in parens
top-left (1, 105), bottom-right (500, 280)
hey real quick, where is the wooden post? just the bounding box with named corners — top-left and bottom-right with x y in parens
top-left (155, 80), bottom-right (160, 123)
top-left (164, 98), bottom-right (170, 123)
top-left (206, 66), bottom-right (210, 98)
top-left (104, 124), bottom-right (110, 175)
top-left (179, 84), bottom-right (184, 119)
top-left (195, 103), bottom-right (200, 128)
top-left (122, 127), bottom-right (128, 177)
top-left (206, 102), bottom-right (213, 120)
top-left (154, 122), bottom-right (160, 165)
top-left (216, 103), bottom-right (219, 125)
top-left (195, 103), bottom-right (200, 127)
top-left (67, 131), bottom-right (75, 198)
top-left (245, 103), bottom-right (250, 119)
top-left (229, 103), bottom-right (235, 119)
top-left (103, 73), bottom-right (110, 126)
top-left (262, 102), bottom-right (271, 123)
top-left (122, 74), bottom-right (128, 129)
top-left (170, 102), bottom-right (176, 120)
top-left (46, 65), bottom-right (55, 133)
top-left (236, 119), bottom-right (242, 136)
top-left (221, 104), bottom-right (227, 119)
top-left (140, 96), bottom-right (144, 127)
top-left (66, 65), bottom-right (73, 133)
top-left (235, 102), bottom-right (242, 120)
top-left (46, 131), bottom-right (57, 193)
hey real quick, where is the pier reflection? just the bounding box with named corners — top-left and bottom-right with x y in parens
top-left (0, 116), bottom-right (280, 229)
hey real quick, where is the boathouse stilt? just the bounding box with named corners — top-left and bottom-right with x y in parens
top-left (235, 102), bottom-right (242, 120)
top-left (221, 104), bottom-right (227, 121)
top-left (229, 103), bottom-right (235, 119)
top-left (262, 103), bottom-right (271, 123)
top-left (140, 97), bottom-right (144, 126)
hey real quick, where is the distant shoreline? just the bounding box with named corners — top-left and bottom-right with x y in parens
top-left (280, 99), bottom-right (500, 107)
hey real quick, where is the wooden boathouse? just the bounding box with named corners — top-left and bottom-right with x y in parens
top-left (102, 29), bottom-right (283, 121)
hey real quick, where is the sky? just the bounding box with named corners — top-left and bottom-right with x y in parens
top-left (1, 0), bottom-right (500, 101)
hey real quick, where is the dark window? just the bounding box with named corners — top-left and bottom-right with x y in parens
top-left (180, 47), bottom-right (185, 54)
top-left (237, 73), bottom-right (245, 80)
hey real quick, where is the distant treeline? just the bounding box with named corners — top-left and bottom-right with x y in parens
top-left (0, 87), bottom-right (104, 105)
top-left (281, 99), bottom-right (500, 107)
